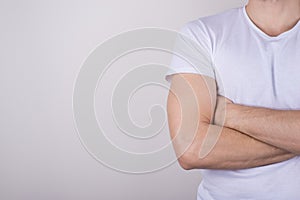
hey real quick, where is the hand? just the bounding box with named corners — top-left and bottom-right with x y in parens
top-left (213, 95), bottom-right (233, 126)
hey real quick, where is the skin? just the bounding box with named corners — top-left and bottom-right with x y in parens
top-left (214, 96), bottom-right (300, 154)
top-left (167, 0), bottom-right (300, 170)
top-left (245, 0), bottom-right (300, 37)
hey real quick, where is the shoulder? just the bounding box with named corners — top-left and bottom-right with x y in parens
top-left (199, 6), bottom-right (242, 28)
top-left (182, 6), bottom-right (243, 39)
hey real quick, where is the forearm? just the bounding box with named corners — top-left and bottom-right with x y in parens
top-left (168, 74), bottom-right (295, 171)
top-left (226, 104), bottom-right (300, 154)
top-left (179, 123), bottom-right (295, 170)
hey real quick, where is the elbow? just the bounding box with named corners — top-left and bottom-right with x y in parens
top-left (178, 155), bottom-right (195, 170)
top-left (176, 126), bottom-right (211, 170)
top-left (175, 141), bottom-right (200, 170)
top-left (177, 151), bottom-right (207, 170)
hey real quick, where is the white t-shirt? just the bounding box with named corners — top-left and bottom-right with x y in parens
top-left (166, 5), bottom-right (300, 200)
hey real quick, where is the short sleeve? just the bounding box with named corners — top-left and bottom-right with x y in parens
top-left (165, 20), bottom-right (215, 83)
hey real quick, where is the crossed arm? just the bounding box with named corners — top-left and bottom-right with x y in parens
top-left (167, 73), bottom-right (297, 170)
top-left (216, 102), bottom-right (300, 155)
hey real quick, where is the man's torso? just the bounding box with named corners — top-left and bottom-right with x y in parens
top-left (195, 6), bottom-right (300, 200)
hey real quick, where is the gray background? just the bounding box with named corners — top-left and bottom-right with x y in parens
top-left (1, 0), bottom-right (246, 199)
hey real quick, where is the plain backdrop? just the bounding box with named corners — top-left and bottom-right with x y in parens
top-left (0, 0), bottom-right (247, 199)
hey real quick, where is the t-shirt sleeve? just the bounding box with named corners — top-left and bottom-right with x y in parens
top-left (165, 20), bottom-right (215, 83)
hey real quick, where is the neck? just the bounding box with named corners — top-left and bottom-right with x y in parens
top-left (246, 0), bottom-right (300, 36)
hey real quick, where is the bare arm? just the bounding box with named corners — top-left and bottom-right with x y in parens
top-left (167, 73), bottom-right (295, 170)
top-left (220, 103), bottom-right (300, 154)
